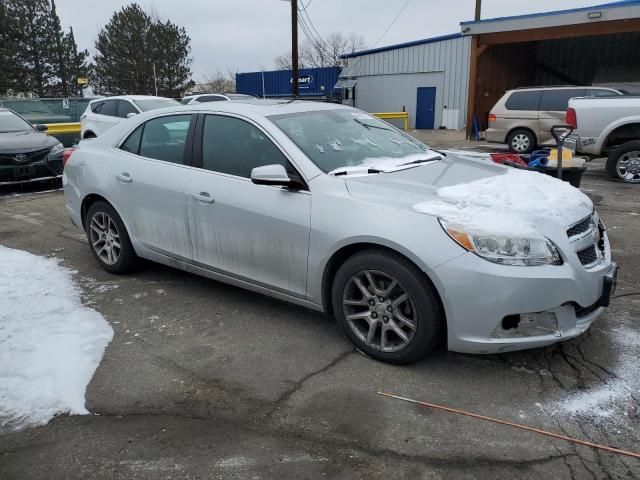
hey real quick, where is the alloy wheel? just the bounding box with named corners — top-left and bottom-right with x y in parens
top-left (511, 134), bottom-right (530, 153)
top-left (89, 212), bottom-right (121, 265)
top-left (342, 270), bottom-right (417, 353)
top-left (616, 151), bottom-right (640, 183)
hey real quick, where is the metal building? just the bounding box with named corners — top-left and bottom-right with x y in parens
top-left (341, 0), bottom-right (640, 133)
top-left (341, 34), bottom-right (472, 130)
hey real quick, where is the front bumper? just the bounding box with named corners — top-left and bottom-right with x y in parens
top-left (0, 154), bottom-right (63, 185)
top-left (432, 232), bottom-right (614, 354)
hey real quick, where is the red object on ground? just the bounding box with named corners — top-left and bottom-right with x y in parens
top-left (490, 153), bottom-right (528, 167)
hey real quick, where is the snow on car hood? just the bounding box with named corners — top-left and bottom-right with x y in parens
top-left (413, 168), bottom-right (593, 237)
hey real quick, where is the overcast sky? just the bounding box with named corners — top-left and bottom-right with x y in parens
top-left (57, 0), bottom-right (603, 79)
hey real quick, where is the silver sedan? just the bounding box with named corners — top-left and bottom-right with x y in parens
top-left (63, 101), bottom-right (616, 364)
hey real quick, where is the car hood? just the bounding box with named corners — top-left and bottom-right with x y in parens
top-left (0, 130), bottom-right (58, 152)
top-left (344, 153), bottom-right (593, 236)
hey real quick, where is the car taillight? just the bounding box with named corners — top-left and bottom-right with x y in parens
top-left (62, 148), bottom-right (75, 167)
top-left (488, 113), bottom-right (497, 123)
top-left (566, 108), bottom-right (577, 129)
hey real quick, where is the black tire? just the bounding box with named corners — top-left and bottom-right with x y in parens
top-left (507, 129), bottom-right (536, 154)
top-left (606, 141), bottom-right (640, 183)
top-left (85, 201), bottom-right (137, 274)
top-left (331, 249), bottom-right (443, 365)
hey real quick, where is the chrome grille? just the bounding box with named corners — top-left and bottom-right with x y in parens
top-left (566, 216), bottom-right (592, 238)
top-left (0, 148), bottom-right (51, 166)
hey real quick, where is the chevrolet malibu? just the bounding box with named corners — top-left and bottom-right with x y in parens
top-left (63, 101), bottom-right (617, 364)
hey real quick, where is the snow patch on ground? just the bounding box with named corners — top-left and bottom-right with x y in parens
top-left (413, 169), bottom-right (593, 236)
top-left (0, 245), bottom-right (113, 431)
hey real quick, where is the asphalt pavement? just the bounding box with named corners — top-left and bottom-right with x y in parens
top-left (0, 158), bottom-right (638, 479)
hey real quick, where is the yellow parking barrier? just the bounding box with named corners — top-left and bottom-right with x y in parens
top-left (44, 122), bottom-right (81, 135)
top-left (372, 112), bottom-right (409, 130)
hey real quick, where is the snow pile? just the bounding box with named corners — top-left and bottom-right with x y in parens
top-left (0, 246), bottom-right (113, 431)
top-left (413, 169), bottom-right (593, 236)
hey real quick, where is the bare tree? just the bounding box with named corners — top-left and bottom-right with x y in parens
top-left (199, 69), bottom-right (236, 93)
top-left (274, 32), bottom-right (365, 70)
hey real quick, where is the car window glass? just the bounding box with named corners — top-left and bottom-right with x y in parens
top-left (587, 89), bottom-right (620, 97)
top-left (198, 96), bottom-right (226, 102)
top-left (139, 114), bottom-right (192, 164)
top-left (117, 100), bottom-right (138, 118)
top-left (539, 89), bottom-right (586, 111)
top-left (120, 125), bottom-right (143, 154)
top-left (100, 100), bottom-right (117, 117)
top-left (91, 101), bottom-right (103, 113)
top-left (201, 115), bottom-right (287, 177)
top-left (505, 91), bottom-right (542, 111)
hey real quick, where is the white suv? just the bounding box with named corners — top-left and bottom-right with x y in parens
top-left (80, 95), bottom-right (180, 138)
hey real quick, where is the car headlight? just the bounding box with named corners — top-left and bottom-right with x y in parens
top-left (440, 220), bottom-right (562, 266)
top-left (49, 142), bottom-right (64, 156)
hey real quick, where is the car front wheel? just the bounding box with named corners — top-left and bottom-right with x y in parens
top-left (85, 201), bottom-right (137, 274)
top-left (332, 250), bottom-right (443, 364)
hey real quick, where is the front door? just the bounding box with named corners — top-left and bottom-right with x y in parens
top-left (107, 113), bottom-right (194, 259)
top-left (415, 87), bottom-right (436, 129)
top-left (186, 113), bottom-right (311, 297)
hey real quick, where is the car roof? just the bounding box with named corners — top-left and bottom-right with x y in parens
top-left (508, 86), bottom-right (620, 93)
top-left (89, 95), bottom-right (173, 104)
top-left (174, 99), bottom-right (353, 116)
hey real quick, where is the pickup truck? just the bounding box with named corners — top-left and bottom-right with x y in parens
top-left (568, 96), bottom-right (640, 183)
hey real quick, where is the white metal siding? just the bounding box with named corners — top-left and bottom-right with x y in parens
top-left (346, 35), bottom-right (471, 129)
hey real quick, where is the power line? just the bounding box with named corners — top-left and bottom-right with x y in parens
top-left (371, 0), bottom-right (412, 49)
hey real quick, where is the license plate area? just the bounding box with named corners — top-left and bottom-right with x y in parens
top-left (13, 166), bottom-right (35, 178)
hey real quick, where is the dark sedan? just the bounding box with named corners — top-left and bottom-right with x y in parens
top-left (0, 108), bottom-right (64, 185)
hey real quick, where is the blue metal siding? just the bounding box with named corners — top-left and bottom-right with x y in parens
top-left (236, 67), bottom-right (341, 98)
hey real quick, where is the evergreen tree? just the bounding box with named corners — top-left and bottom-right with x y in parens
top-left (93, 3), bottom-right (194, 97)
top-left (62, 27), bottom-right (89, 97)
top-left (0, 0), bottom-right (20, 95)
top-left (10, 0), bottom-right (58, 96)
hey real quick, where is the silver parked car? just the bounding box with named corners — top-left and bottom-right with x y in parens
top-left (63, 101), bottom-right (617, 364)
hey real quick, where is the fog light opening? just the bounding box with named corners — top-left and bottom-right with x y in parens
top-left (502, 314), bottom-right (520, 331)
top-left (494, 312), bottom-right (559, 338)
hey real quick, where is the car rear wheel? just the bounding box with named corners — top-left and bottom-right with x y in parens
top-left (85, 201), bottom-right (137, 274)
top-left (606, 141), bottom-right (640, 183)
top-left (331, 249), bottom-right (443, 364)
top-left (507, 129), bottom-right (535, 154)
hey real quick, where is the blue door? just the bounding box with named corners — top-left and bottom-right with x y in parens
top-left (415, 87), bottom-right (436, 129)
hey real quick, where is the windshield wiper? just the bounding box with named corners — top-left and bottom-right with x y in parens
top-left (331, 167), bottom-right (384, 176)
top-left (396, 156), bottom-right (442, 167)
top-left (353, 118), bottom-right (393, 131)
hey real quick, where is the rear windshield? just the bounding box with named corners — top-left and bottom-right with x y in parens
top-left (505, 91), bottom-right (542, 111)
top-left (133, 98), bottom-right (180, 111)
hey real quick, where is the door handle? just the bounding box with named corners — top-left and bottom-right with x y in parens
top-left (192, 192), bottom-right (214, 204)
top-left (116, 173), bottom-right (132, 183)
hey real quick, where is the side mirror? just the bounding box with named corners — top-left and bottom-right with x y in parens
top-left (34, 124), bottom-right (48, 132)
top-left (126, 112), bottom-right (137, 119)
top-left (251, 164), bottom-right (291, 186)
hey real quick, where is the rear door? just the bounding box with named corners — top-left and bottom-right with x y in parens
top-left (502, 90), bottom-right (542, 138)
top-left (93, 99), bottom-right (121, 135)
top-left (107, 113), bottom-right (195, 259)
top-left (538, 89), bottom-right (586, 145)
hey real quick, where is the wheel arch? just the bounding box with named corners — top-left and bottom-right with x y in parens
top-left (320, 242), bottom-right (446, 326)
top-left (83, 130), bottom-right (97, 139)
top-left (602, 122), bottom-right (640, 151)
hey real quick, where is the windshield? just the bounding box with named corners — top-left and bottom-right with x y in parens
top-left (0, 110), bottom-right (34, 132)
top-left (270, 109), bottom-right (436, 174)
top-left (180, 98), bottom-right (192, 105)
top-left (133, 98), bottom-right (180, 111)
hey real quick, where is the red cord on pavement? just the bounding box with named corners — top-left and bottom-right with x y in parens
top-left (377, 392), bottom-right (640, 460)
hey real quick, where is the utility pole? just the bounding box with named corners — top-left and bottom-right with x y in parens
top-left (475, 0), bottom-right (481, 20)
top-left (291, 0), bottom-right (299, 97)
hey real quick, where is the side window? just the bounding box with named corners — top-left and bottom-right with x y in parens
top-left (120, 125), bottom-right (143, 154)
top-left (504, 91), bottom-right (542, 111)
top-left (100, 100), bottom-right (117, 117)
top-left (201, 115), bottom-right (287, 178)
top-left (139, 114), bottom-right (192, 164)
top-left (90, 101), bottom-right (103, 113)
top-left (587, 89), bottom-right (620, 97)
top-left (117, 100), bottom-right (138, 118)
top-left (198, 95), bottom-right (226, 103)
top-left (539, 89), bottom-right (586, 111)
